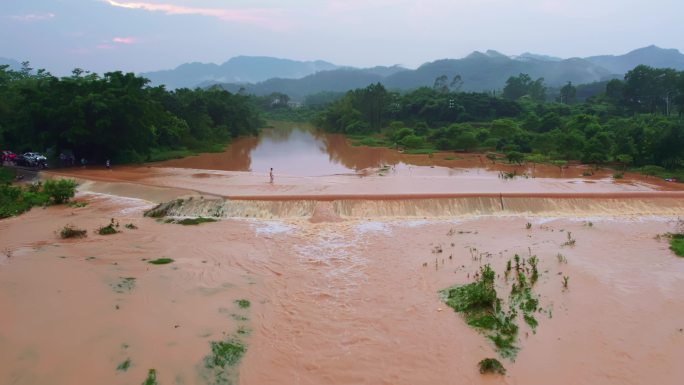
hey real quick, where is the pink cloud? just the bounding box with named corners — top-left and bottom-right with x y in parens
top-left (112, 37), bottom-right (136, 44)
top-left (102, 0), bottom-right (285, 28)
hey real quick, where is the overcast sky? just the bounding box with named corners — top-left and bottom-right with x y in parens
top-left (1, 0), bottom-right (682, 75)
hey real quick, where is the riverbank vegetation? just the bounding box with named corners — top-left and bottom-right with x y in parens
top-left (312, 65), bottom-right (684, 179)
top-left (1, 177), bottom-right (77, 218)
top-left (0, 63), bottom-right (262, 165)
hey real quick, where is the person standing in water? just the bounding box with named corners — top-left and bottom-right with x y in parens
top-left (269, 168), bottom-right (274, 184)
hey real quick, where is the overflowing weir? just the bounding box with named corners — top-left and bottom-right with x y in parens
top-left (145, 194), bottom-right (684, 220)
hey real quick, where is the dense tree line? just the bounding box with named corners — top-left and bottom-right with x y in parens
top-left (314, 65), bottom-right (684, 172)
top-left (0, 63), bottom-right (261, 164)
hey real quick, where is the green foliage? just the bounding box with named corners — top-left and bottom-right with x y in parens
top-left (0, 66), bottom-right (261, 165)
top-left (116, 358), bottom-right (131, 372)
top-left (312, 65), bottom-right (684, 176)
top-left (669, 234), bottom-right (684, 257)
top-left (43, 179), bottom-right (77, 204)
top-left (235, 299), bottom-right (251, 309)
top-left (148, 258), bottom-right (174, 265)
top-left (174, 217), bottom-right (217, 226)
top-left (478, 358), bottom-right (506, 375)
top-left (1, 178), bottom-right (78, 218)
top-left (97, 219), bottom-right (120, 235)
top-left (142, 369), bottom-right (157, 385)
top-left (59, 224), bottom-right (87, 239)
top-left (205, 340), bottom-right (246, 367)
top-left (503, 73), bottom-right (546, 102)
top-left (0, 168), bottom-right (16, 184)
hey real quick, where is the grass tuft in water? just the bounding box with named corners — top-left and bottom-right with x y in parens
top-left (116, 358), bottom-right (131, 372)
top-left (148, 258), bottom-right (174, 265)
top-left (478, 358), bottom-right (506, 375)
top-left (175, 217), bottom-right (217, 226)
top-left (142, 369), bottom-right (157, 385)
top-left (669, 234), bottom-right (684, 257)
top-left (235, 299), bottom-right (250, 309)
top-left (97, 218), bottom-right (120, 235)
top-left (112, 277), bottom-right (136, 293)
top-left (205, 340), bottom-right (246, 368)
top-left (125, 223), bottom-right (138, 229)
top-left (60, 224), bottom-right (87, 239)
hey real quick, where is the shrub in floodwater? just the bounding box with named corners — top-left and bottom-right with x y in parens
top-left (525, 222), bottom-right (532, 230)
top-left (442, 265), bottom-right (520, 357)
top-left (97, 218), bottom-right (120, 235)
top-left (562, 276), bottom-right (570, 289)
top-left (669, 234), bottom-right (684, 257)
top-left (613, 171), bottom-right (624, 179)
top-left (478, 358), bottom-right (506, 375)
top-left (175, 217), bottom-right (217, 226)
top-left (124, 223), bottom-right (138, 229)
top-left (206, 340), bottom-right (245, 367)
top-left (562, 232), bottom-right (576, 246)
top-left (43, 179), bottom-right (77, 204)
top-left (235, 299), bottom-right (250, 309)
top-left (148, 258), bottom-right (174, 265)
top-left (60, 224), bottom-right (87, 239)
top-left (142, 369), bottom-right (157, 385)
top-left (556, 253), bottom-right (567, 263)
top-left (524, 314), bottom-right (538, 329)
top-left (116, 358), bottom-right (131, 372)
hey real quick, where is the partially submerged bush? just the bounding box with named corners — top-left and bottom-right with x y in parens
top-left (205, 340), bottom-right (246, 368)
top-left (478, 358), bottom-right (506, 375)
top-left (175, 217), bottom-right (217, 226)
top-left (97, 219), bottom-right (120, 235)
top-left (1, 178), bottom-right (77, 218)
top-left (60, 224), bottom-right (87, 239)
top-left (669, 233), bottom-right (684, 257)
top-left (148, 258), bottom-right (174, 265)
top-left (142, 369), bottom-right (157, 385)
top-left (43, 179), bottom-right (77, 204)
top-left (235, 299), bottom-right (250, 309)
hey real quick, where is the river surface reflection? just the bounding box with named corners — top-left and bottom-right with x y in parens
top-left (156, 121), bottom-right (408, 176)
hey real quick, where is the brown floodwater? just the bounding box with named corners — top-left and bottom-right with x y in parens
top-left (3, 131), bottom-right (684, 384)
top-left (1, 192), bottom-right (683, 385)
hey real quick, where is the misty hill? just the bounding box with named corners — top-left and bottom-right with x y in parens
top-left (381, 50), bottom-right (612, 92)
top-left (204, 68), bottom-right (389, 99)
top-left (586, 45), bottom-right (684, 74)
top-left (143, 46), bottom-right (684, 98)
top-left (142, 56), bottom-right (339, 89)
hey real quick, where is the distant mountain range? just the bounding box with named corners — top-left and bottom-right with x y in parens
top-left (141, 56), bottom-right (340, 89)
top-left (180, 46), bottom-right (683, 100)
top-left (5, 46), bottom-right (684, 99)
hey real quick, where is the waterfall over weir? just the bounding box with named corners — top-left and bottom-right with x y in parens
top-left (145, 194), bottom-right (684, 220)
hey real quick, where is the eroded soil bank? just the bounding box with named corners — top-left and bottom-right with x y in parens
top-left (1, 190), bottom-right (684, 385)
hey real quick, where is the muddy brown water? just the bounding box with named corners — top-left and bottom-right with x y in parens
top-left (3, 124), bottom-right (684, 384)
top-left (2, 192), bottom-right (684, 384)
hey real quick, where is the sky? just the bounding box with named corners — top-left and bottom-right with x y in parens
top-left (1, 0), bottom-right (683, 75)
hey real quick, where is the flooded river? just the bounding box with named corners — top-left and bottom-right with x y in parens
top-left (2, 122), bottom-right (684, 385)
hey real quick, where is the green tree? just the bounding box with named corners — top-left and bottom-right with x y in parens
top-left (559, 81), bottom-right (577, 104)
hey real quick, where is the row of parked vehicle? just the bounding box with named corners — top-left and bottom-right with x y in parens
top-left (1, 150), bottom-right (48, 168)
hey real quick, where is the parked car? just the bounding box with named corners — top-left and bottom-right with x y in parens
top-left (1, 150), bottom-right (17, 163)
top-left (17, 152), bottom-right (48, 168)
